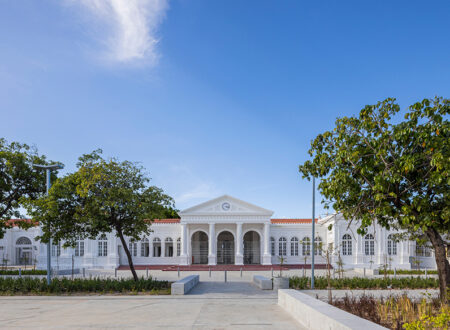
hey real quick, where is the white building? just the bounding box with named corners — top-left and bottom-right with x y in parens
top-left (0, 195), bottom-right (439, 271)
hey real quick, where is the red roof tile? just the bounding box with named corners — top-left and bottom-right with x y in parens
top-left (152, 219), bottom-right (181, 224)
top-left (270, 218), bottom-right (317, 224)
top-left (5, 219), bottom-right (39, 227)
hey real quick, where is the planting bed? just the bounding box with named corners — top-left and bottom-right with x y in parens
top-left (289, 276), bottom-right (439, 290)
top-left (330, 294), bottom-right (449, 329)
top-left (0, 276), bottom-right (171, 295)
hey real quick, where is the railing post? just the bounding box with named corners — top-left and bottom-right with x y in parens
top-left (209, 267), bottom-right (211, 278)
top-left (224, 270), bottom-right (227, 283)
top-left (19, 268), bottom-right (22, 278)
top-left (178, 267), bottom-right (180, 278)
top-left (240, 267), bottom-right (242, 277)
top-left (271, 267), bottom-right (273, 278)
top-left (146, 267), bottom-right (149, 278)
top-left (83, 268), bottom-right (85, 278)
top-left (394, 268), bottom-right (396, 278)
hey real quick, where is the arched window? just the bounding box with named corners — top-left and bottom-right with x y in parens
top-left (165, 237), bottom-right (173, 257)
top-left (302, 237), bottom-right (311, 256)
top-left (153, 238), bottom-right (161, 257)
top-left (314, 237), bottom-right (323, 256)
top-left (364, 234), bottom-right (375, 256)
top-left (387, 234), bottom-right (397, 256)
top-left (290, 237), bottom-right (299, 256)
top-left (416, 244), bottom-right (432, 257)
top-left (16, 237), bottom-right (32, 245)
top-left (278, 237), bottom-right (287, 256)
top-left (342, 234), bottom-right (352, 256)
top-left (176, 238), bottom-right (181, 256)
top-left (128, 239), bottom-right (137, 257)
top-left (75, 237), bottom-right (84, 257)
top-left (98, 234), bottom-right (108, 257)
top-left (270, 237), bottom-right (275, 256)
top-left (141, 238), bottom-right (149, 257)
top-left (52, 241), bottom-right (61, 257)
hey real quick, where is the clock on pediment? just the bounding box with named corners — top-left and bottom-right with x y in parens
top-left (221, 202), bottom-right (231, 211)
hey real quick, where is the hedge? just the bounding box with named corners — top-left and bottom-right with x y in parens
top-left (289, 276), bottom-right (439, 290)
top-left (0, 269), bottom-right (47, 275)
top-left (0, 277), bottom-right (171, 295)
top-left (378, 269), bottom-right (438, 275)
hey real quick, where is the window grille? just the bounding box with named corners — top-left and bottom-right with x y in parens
top-left (290, 237), bottom-right (299, 256)
top-left (364, 234), bottom-right (375, 256)
top-left (342, 234), bottom-right (352, 256)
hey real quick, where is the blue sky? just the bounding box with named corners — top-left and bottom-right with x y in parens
top-left (1, 0), bottom-right (449, 217)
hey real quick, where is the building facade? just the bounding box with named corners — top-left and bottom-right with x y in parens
top-left (0, 195), bottom-right (440, 271)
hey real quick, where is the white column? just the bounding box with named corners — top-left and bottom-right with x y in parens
top-left (208, 223), bottom-right (216, 265)
top-left (235, 222), bottom-right (244, 265)
top-left (179, 223), bottom-right (189, 265)
top-left (262, 222), bottom-right (272, 265)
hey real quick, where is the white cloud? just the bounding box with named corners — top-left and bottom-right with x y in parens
top-left (70, 0), bottom-right (168, 65)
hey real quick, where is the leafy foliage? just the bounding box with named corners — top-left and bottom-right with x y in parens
top-left (0, 269), bottom-right (46, 275)
top-left (23, 150), bottom-right (177, 281)
top-left (0, 277), bottom-right (170, 295)
top-left (0, 138), bottom-right (54, 238)
top-left (299, 97), bottom-right (449, 300)
top-left (289, 276), bottom-right (439, 290)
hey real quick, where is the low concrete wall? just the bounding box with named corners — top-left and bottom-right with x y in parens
top-left (354, 268), bottom-right (379, 276)
top-left (253, 275), bottom-right (272, 290)
top-left (278, 290), bottom-right (387, 330)
top-left (171, 275), bottom-right (199, 295)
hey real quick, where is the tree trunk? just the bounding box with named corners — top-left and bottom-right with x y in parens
top-left (425, 228), bottom-right (450, 303)
top-left (116, 227), bottom-right (139, 282)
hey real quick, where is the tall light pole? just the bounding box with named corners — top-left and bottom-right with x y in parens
top-left (311, 177), bottom-right (315, 289)
top-left (33, 163), bottom-right (64, 285)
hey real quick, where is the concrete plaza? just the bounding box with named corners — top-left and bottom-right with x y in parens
top-left (0, 282), bottom-right (303, 329)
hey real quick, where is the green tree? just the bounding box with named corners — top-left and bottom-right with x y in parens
top-left (24, 150), bottom-right (177, 281)
top-left (299, 97), bottom-right (449, 301)
top-left (0, 138), bottom-right (52, 238)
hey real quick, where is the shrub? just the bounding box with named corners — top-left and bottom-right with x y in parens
top-left (0, 276), bottom-right (170, 295)
top-left (379, 269), bottom-right (438, 275)
top-left (0, 269), bottom-right (47, 275)
top-left (289, 276), bottom-right (439, 290)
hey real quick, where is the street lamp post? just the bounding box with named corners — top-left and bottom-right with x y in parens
top-left (311, 177), bottom-right (315, 289)
top-left (33, 163), bottom-right (64, 285)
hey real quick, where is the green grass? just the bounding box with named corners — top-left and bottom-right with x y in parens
top-left (289, 276), bottom-right (439, 290)
top-left (0, 269), bottom-right (47, 275)
top-left (0, 277), bottom-right (171, 295)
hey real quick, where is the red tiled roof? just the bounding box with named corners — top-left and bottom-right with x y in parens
top-left (271, 218), bottom-right (317, 224)
top-left (152, 219), bottom-right (181, 224)
top-left (5, 219), bottom-right (39, 227)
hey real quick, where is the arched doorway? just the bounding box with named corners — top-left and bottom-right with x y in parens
top-left (191, 231), bottom-right (208, 264)
top-left (15, 236), bottom-right (33, 265)
top-left (244, 231), bottom-right (261, 264)
top-left (217, 231), bottom-right (235, 264)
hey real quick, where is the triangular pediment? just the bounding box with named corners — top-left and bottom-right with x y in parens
top-left (179, 195), bottom-right (273, 216)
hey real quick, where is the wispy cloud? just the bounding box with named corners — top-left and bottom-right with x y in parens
top-left (69, 0), bottom-right (168, 65)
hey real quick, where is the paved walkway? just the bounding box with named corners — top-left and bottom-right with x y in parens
top-left (0, 282), bottom-right (303, 329)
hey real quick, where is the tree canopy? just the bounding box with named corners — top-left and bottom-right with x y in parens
top-left (0, 138), bottom-right (53, 238)
top-left (299, 97), bottom-right (449, 301)
top-left (24, 150), bottom-right (177, 281)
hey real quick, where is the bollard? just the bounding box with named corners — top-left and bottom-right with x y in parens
top-left (146, 267), bottom-right (149, 278)
top-left (19, 268), bottom-right (22, 278)
top-left (240, 267), bottom-right (242, 278)
top-left (224, 270), bottom-right (227, 283)
top-left (209, 267), bottom-right (211, 278)
top-left (363, 267), bottom-right (366, 277)
top-left (83, 268), bottom-right (85, 278)
top-left (394, 268), bottom-right (396, 278)
top-left (115, 268), bottom-right (117, 277)
top-left (178, 267), bottom-right (180, 278)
